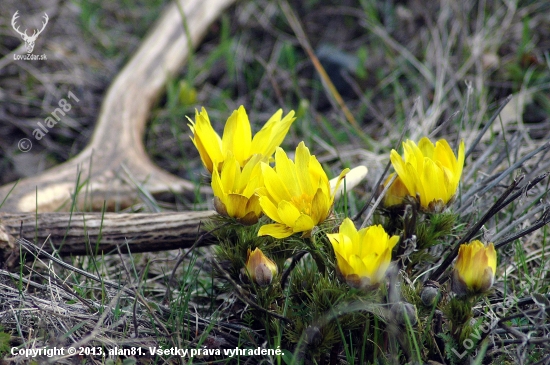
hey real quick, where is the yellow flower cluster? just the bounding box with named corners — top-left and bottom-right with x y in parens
top-left (189, 106), bottom-right (347, 237)
top-left (189, 105), bottom-right (493, 293)
top-left (385, 137), bottom-right (465, 212)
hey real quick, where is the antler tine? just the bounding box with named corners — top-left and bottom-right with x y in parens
top-left (36, 13), bottom-right (49, 36)
top-left (11, 10), bottom-right (19, 26)
top-left (29, 13), bottom-right (49, 39)
top-left (11, 10), bottom-right (28, 37)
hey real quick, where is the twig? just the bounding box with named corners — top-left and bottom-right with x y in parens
top-left (281, 250), bottom-right (308, 290)
top-left (360, 174), bottom-right (397, 229)
top-left (495, 208), bottom-right (550, 249)
top-left (465, 95), bottom-right (513, 159)
top-left (458, 142), bottom-right (550, 212)
top-left (353, 98), bottom-right (419, 222)
top-left (493, 173), bottom-right (549, 214)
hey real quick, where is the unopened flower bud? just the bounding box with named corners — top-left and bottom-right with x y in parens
top-left (304, 325), bottom-right (322, 347)
top-left (452, 240), bottom-right (496, 296)
top-left (391, 302), bottom-right (418, 327)
top-left (421, 281), bottom-right (441, 307)
top-left (244, 248), bottom-right (278, 286)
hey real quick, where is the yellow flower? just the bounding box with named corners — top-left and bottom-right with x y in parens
top-left (327, 218), bottom-right (399, 290)
top-left (188, 106), bottom-right (295, 174)
top-left (244, 248), bottom-right (278, 286)
top-left (452, 240), bottom-right (497, 295)
top-left (212, 153), bottom-right (263, 225)
top-left (257, 142), bottom-right (349, 239)
top-left (389, 137), bottom-right (465, 212)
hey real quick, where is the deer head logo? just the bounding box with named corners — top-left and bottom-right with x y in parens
top-left (11, 11), bottom-right (49, 54)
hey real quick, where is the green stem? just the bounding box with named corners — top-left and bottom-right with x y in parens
top-left (308, 235), bottom-right (326, 274)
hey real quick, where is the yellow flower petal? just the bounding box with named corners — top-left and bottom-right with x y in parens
top-left (348, 254), bottom-right (369, 278)
top-left (225, 194), bottom-right (249, 217)
top-left (261, 162), bottom-right (292, 203)
top-left (294, 142), bottom-right (315, 196)
top-left (274, 148), bottom-right (301, 197)
top-left (277, 200), bottom-right (302, 228)
top-left (211, 168), bottom-right (225, 201)
top-left (258, 223), bottom-right (294, 238)
top-left (220, 154), bottom-right (239, 193)
top-left (311, 188), bottom-right (330, 223)
top-left (222, 106), bottom-right (252, 164)
top-left (390, 150), bottom-right (415, 196)
top-left (187, 108), bottom-right (223, 173)
top-left (293, 214), bottom-right (315, 233)
top-left (250, 110), bottom-right (296, 157)
top-left (382, 174), bottom-right (410, 207)
top-left (333, 250), bottom-right (354, 277)
top-left (418, 137), bottom-right (435, 157)
top-left (259, 196), bottom-right (281, 223)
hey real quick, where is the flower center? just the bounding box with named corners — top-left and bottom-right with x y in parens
top-left (291, 193), bottom-right (314, 215)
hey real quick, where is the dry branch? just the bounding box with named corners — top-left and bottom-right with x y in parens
top-left (0, 210), bottom-right (216, 268)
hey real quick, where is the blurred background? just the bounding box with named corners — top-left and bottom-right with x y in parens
top-left (1, 0), bottom-right (549, 213)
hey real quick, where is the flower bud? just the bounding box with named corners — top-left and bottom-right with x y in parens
top-left (391, 302), bottom-right (418, 327)
top-left (304, 325), bottom-right (322, 347)
top-left (452, 240), bottom-right (496, 296)
top-left (420, 281), bottom-right (441, 307)
top-left (244, 248), bottom-right (278, 286)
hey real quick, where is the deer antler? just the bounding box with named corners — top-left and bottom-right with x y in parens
top-left (1, 0), bottom-right (236, 212)
top-left (11, 11), bottom-right (28, 38)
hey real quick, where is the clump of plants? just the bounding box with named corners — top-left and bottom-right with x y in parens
top-left (187, 104), bottom-right (549, 364)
